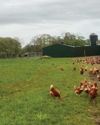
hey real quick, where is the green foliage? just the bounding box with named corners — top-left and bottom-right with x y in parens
top-left (31, 34), bottom-right (56, 47)
top-left (64, 32), bottom-right (88, 46)
top-left (22, 44), bottom-right (42, 55)
top-left (64, 39), bottom-right (86, 46)
top-left (31, 34), bottom-right (64, 47)
top-left (0, 37), bottom-right (21, 58)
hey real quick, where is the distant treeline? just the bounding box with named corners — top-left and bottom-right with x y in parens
top-left (0, 32), bottom-right (99, 58)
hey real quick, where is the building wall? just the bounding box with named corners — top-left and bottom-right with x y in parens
top-left (43, 44), bottom-right (100, 57)
top-left (85, 46), bottom-right (100, 56)
top-left (43, 44), bottom-right (74, 57)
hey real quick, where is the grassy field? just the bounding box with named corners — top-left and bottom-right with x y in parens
top-left (0, 57), bottom-right (100, 125)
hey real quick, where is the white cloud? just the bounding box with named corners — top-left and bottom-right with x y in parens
top-left (0, 0), bottom-right (100, 46)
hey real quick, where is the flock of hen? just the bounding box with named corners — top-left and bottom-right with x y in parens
top-left (49, 56), bottom-right (100, 104)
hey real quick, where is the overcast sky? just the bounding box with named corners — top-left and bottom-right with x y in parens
top-left (0, 0), bottom-right (100, 46)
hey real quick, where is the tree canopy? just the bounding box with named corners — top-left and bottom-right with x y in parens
top-left (0, 37), bottom-right (21, 58)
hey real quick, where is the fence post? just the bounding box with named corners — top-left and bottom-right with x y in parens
top-left (84, 47), bottom-right (86, 57)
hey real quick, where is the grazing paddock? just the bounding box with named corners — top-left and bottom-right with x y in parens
top-left (0, 57), bottom-right (99, 125)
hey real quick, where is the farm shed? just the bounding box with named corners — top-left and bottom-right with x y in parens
top-left (43, 44), bottom-right (75, 57)
top-left (43, 33), bottom-right (100, 57)
top-left (43, 44), bottom-right (100, 57)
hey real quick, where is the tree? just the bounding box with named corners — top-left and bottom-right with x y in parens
top-left (63, 32), bottom-right (87, 46)
top-left (29, 34), bottom-right (58, 52)
top-left (30, 34), bottom-right (58, 47)
top-left (0, 37), bottom-right (21, 58)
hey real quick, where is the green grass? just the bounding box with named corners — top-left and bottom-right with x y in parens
top-left (0, 57), bottom-right (99, 125)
